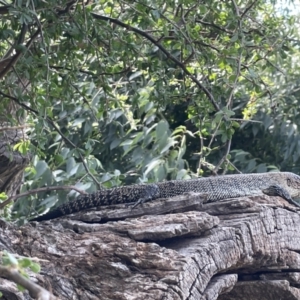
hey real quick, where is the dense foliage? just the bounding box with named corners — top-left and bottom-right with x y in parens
top-left (0, 0), bottom-right (299, 221)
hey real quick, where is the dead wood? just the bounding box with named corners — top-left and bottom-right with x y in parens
top-left (1, 192), bottom-right (300, 299)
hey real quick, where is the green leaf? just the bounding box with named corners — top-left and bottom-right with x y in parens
top-left (156, 120), bottom-right (169, 139)
top-left (4, 252), bottom-right (18, 266)
top-left (160, 137), bottom-right (176, 154)
top-left (129, 71), bottom-right (143, 81)
top-left (72, 118), bottom-right (86, 127)
top-left (35, 161), bottom-right (48, 178)
top-left (230, 33), bottom-right (239, 42)
top-left (29, 262), bottom-right (41, 273)
top-left (17, 284), bottom-right (25, 292)
top-left (18, 258), bottom-right (32, 268)
top-left (0, 192), bottom-right (7, 200)
top-left (66, 158), bottom-right (76, 174)
top-left (145, 159), bottom-right (164, 175)
top-left (110, 139), bottom-right (120, 150)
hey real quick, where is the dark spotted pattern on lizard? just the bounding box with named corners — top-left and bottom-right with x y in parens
top-left (31, 172), bottom-right (300, 221)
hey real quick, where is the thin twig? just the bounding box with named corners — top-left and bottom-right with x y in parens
top-left (0, 124), bottom-right (30, 131)
top-left (195, 19), bottom-right (234, 33)
top-left (207, 118), bottom-right (222, 149)
top-left (226, 160), bottom-right (242, 174)
top-left (226, 52), bottom-right (242, 109)
top-left (230, 118), bottom-right (262, 124)
top-left (240, 0), bottom-right (259, 19)
top-left (0, 27), bottom-right (40, 79)
top-left (0, 185), bottom-right (88, 209)
top-left (48, 120), bottom-right (102, 189)
top-left (226, 0), bottom-right (243, 110)
top-left (213, 139), bottom-right (232, 174)
top-left (0, 265), bottom-right (58, 300)
top-left (197, 131), bottom-right (204, 174)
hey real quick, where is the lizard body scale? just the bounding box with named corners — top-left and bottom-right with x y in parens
top-left (31, 172), bottom-right (300, 221)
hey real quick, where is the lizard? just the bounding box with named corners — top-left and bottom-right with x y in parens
top-left (30, 172), bottom-right (300, 221)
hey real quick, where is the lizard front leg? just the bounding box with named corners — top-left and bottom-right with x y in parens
top-left (127, 184), bottom-right (161, 209)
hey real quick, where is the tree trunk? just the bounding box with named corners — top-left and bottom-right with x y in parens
top-left (2, 192), bottom-right (300, 299)
top-left (0, 99), bottom-right (30, 197)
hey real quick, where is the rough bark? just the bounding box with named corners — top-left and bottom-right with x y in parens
top-left (0, 99), bottom-right (30, 197)
top-left (2, 192), bottom-right (300, 299)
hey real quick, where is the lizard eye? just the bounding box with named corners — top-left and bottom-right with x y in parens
top-left (287, 178), bottom-right (291, 186)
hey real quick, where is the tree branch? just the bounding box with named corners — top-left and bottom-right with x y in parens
top-left (91, 13), bottom-right (220, 112)
top-left (0, 27), bottom-right (39, 79)
top-left (0, 265), bottom-right (58, 300)
top-left (0, 91), bottom-right (101, 189)
top-left (0, 185), bottom-right (88, 209)
top-left (240, 0), bottom-right (260, 19)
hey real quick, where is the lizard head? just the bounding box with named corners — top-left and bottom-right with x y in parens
top-left (285, 172), bottom-right (300, 198)
top-left (262, 173), bottom-right (300, 207)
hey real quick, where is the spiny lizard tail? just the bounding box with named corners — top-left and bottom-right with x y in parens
top-left (31, 184), bottom-right (161, 221)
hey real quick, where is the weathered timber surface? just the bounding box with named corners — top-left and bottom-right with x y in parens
top-left (0, 99), bottom-right (31, 197)
top-left (3, 192), bottom-right (300, 299)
